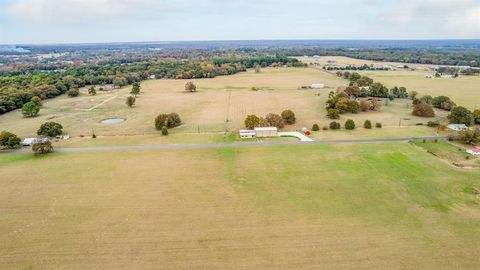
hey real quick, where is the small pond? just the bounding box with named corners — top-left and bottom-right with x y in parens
top-left (101, 118), bottom-right (126, 125)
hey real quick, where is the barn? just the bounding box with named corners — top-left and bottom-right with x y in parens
top-left (254, 127), bottom-right (278, 138)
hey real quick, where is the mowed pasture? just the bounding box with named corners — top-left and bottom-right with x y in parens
top-left (302, 56), bottom-right (480, 110)
top-left (1, 67), bottom-right (451, 139)
top-left (1, 143), bottom-right (479, 269)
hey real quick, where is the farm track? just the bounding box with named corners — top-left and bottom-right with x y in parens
top-left (1, 136), bottom-right (446, 154)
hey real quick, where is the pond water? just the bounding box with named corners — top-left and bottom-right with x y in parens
top-left (101, 118), bottom-right (126, 125)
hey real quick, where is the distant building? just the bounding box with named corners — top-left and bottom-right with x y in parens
top-left (22, 138), bottom-right (49, 146)
top-left (424, 74), bottom-right (433, 78)
top-left (448, 124), bottom-right (468, 131)
top-left (239, 130), bottom-right (256, 139)
top-left (254, 127), bottom-right (278, 138)
top-left (467, 147), bottom-right (480, 156)
top-left (149, 75), bottom-right (156, 79)
top-left (311, 83), bottom-right (325, 89)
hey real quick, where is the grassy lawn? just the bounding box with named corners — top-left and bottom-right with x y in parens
top-left (412, 140), bottom-right (480, 168)
top-left (1, 142), bottom-right (479, 269)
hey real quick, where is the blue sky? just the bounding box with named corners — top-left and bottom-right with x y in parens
top-left (0, 0), bottom-right (479, 44)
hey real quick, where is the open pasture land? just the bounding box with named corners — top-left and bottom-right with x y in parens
top-left (1, 142), bottom-right (480, 269)
top-left (1, 67), bottom-right (450, 140)
top-left (302, 56), bottom-right (480, 110)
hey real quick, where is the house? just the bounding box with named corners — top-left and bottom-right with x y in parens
top-left (254, 127), bottom-right (278, 138)
top-left (311, 83), bottom-right (325, 89)
top-left (448, 124), bottom-right (468, 131)
top-left (239, 130), bottom-right (256, 139)
top-left (22, 137), bottom-right (49, 146)
top-left (467, 147), bottom-right (480, 156)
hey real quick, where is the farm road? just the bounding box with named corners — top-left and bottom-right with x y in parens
top-left (1, 136), bottom-right (446, 154)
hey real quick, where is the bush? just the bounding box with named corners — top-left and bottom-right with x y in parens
top-left (244, 115), bottom-right (260, 129)
top-left (161, 126), bottom-right (169, 136)
top-left (185, 82), bottom-right (197, 92)
top-left (348, 100), bottom-right (360, 113)
top-left (312, 124), bottom-right (320, 131)
top-left (0, 131), bottom-right (21, 149)
top-left (329, 121), bottom-right (341, 130)
top-left (364, 120), bottom-right (372, 129)
top-left (32, 141), bottom-right (53, 154)
top-left (265, 113), bottom-right (285, 129)
top-left (37, 122), bottom-right (63, 137)
top-left (155, 113), bottom-right (182, 130)
top-left (345, 119), bottom-right (355, 130)
top-left (126, 96), bottom-right (136, 107)
top-left (281, 110), bottom-right (296, 124)
top-left (427, 121), bottom-right (439, 127)
top-left (22, 102), bottom-right (40, 117)
top-left (88, 86), bottom-right (97, 96)
top-left (457, 128), bottom-right (480, 145)
top-left (412, 103), bottom-right (435, 117)
top-left (67, 88), bottom-right (79, 97)
top-left (322, 126), bottom-right (329, 130)
top-left (130, 82), bottom-right (141, 96)
top-left (327, 108), bottom-right (340, 119)
top-left (31, 96), bottom-right (42, 107)
top-left (375, 122), bottom-right (382, 128)
top-left (251, 86), bottom-right (257, 91)
top-left (448, 106), bottom-right (473, 125)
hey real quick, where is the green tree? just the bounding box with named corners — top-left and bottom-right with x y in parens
top-left (281, 110), bottom-right (296, 124)
top-left (31, 96), bottom-right (42, 107)
top-left (329, 121), bottom-right (341, 130)
top-left (161, 126), bottom-right (169, 136)
top-left (113, 76), bottom-right (128, 88)
top-left (37, 122), bottom-right (63, 137)
top-left (312, 124), bottom-right (320, 131)
top-left (345, 119), bottom-right (356, 130)
top-left (32, 141), bottom-right (53, 155)
top-left (409, 91), bottom-right (418, 100)
top-left (88, 86), bottom-right (97, 96)
top-left (0, 131), bottom-right (21, 149)
top-left (448, 106), bottom-right (473, 125)
top-left (67, 88), bottom-right (79, 97)
top-left (22, 102), bottom-right (40, 117)
top-left (126, 96), bottom-right (136, 107)
top-left (473, 109), bottom-right (480, 124)
top-left (244, 115), bottom-right (260, 129)
top-left (130, 83), bottom-right (141, 97)
top-left (364, 120), bottom-right (372, 129)
top-left (327, 108), bottom-right (340, 119)
top-left (185, 82), bottom-right (197, 92)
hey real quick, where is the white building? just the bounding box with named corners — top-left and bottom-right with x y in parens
top-left (239, 130), bottom-right (256, 139)
top-left (254, 127), bottom-right (278, 138)
top-left (311, 83), bottom-right (325, 89)
top-left (448, 124), bottom-right (468, 131)
top-left (467, 147), bottom-right (480, 156)
top-left (22, 138), bottom-right (49, 146)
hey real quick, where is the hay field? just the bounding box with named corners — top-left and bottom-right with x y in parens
top-left (1, 143), bottom-right (479, 269)
top-left (0, 67), bottom-right (450, 139)
top-left (301, 56), bottom-right (480, 110)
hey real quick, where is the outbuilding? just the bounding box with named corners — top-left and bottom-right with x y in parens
top-left (311, 83), bottom-right (325, 89)
top-left (254, 127), bottom-right (278, 138)
top-left (448, 124), bottom-right (468, 131)
top-left (22, 137), bottom-right (49, 146)
top-left (239, 130), bottom-right (256, 139)
top-left (467, 147), bottom-right (480, 156)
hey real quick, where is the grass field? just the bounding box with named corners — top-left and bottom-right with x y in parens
top-left (0, 67), bottom-right (452, 139)
top-left (301, 56), bottom-right (480, 110)
top-left (1, 143), bottom-right (479, 269)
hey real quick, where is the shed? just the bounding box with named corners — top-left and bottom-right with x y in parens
top-left (311, 84), bottom-right (325, 89)
top-left (467, 147), bottom-right (480, 156)
top-left (22, 137), bottom-right (48, 146)
top-left (239, 130), bottom-right (256, 139)
top-left (448, 124), bottom-right (468, 131)
top-left (254, 127), bottom-right (278, 138)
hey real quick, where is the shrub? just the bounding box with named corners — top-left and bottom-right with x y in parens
top-left (412, 103), bottom-right (435, 117)
top-left (281, 110), bottom-right (296, 124)
top-left (130, 82), bottom-right (141, 96)
top-left (375, 122), bottom-right (382, 128)
top-left (329, 121), bottom-right (341, 130)
top-left (251, 86), bottom-right (257, 91)
top-left (312, 124), bottom-right (320, 131)
top-left (22, 102), bottom-right (40, 117)
top-left (322, 126), bottom-right (329, 130)
top-left (185, 82), bottom-right (197, 92)
top-left (327, 108), bottom-right (340, 119)
top-left (161, 126), bottom-right (169, 136)
top-left (67, 88), bottom-right (79, 97)
top-left (92, 132), bottom-right (97, 139)
top-left (265, 113), bottom-right (285, 129)
top-left (345, 119), bottom-right (355, 130)
top-left (126, 96), bottom-right (136, 107)
top-left (457, 128), bottom-right (480, 145)
top-left (244, 115), bottom-right (260, 129)
top-left (31, 96), bottom-right (42, 107)
top-left (364, 120), bottom-right (372, 129)
top-left (155, 113), bottom-right (182, 130)
top-left (37, 122), bottom-right (63, 137)
top-left (0, 131), bottom-right (21, 149)
top-left (448, 106), bottom-right (473, 125)
top-left (32, 141), bottom-right (53, 154)
top-left (348, 101), bottom-right (360, 113)
top-left (427, 121), bottom-right (439, 127)
top-left (88, 86), bottom-right (97, 96)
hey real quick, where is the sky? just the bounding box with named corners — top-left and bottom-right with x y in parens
top-left (0, 0), bottom-right (479, 44)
